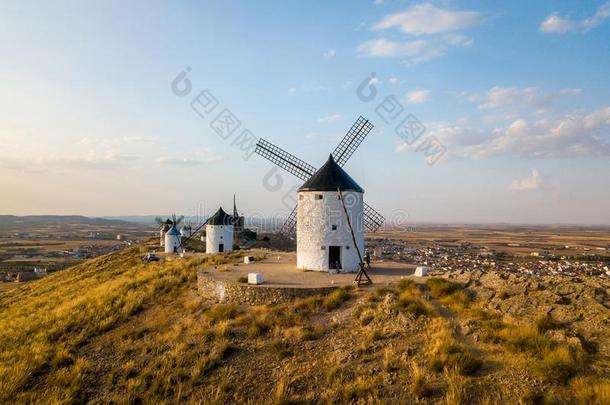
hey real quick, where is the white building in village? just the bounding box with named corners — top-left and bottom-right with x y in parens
top-left (164, 224), bottom-right (182, 254)
top-left (297, 155), bottom-right (364, 273)
top-left (206, 207), bottom-right (234, 254)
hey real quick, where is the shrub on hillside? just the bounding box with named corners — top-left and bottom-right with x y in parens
top-left (425, 278), bottom-right (461, 298)
top-left (323, 288), bottom-right (351, 311)
top-left (534, 346), bottom-right (584, 385)
top-left (204, 304), bottom-right (239, 324)
top-left (394, 290), bottom-right (434, 317)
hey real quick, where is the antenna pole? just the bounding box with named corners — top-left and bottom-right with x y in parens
top-left (337, 188), bottom-right (372, 286)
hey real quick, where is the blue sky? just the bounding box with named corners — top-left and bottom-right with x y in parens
top-left (0, 0), bottom-right (609, 224)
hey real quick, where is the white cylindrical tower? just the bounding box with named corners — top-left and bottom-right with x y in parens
top-left (164, 225), bottom-right (182, 254)
top-left (206, 207), bottom-right (234, 254)
top-left (297, 155), bottom-right (365, 273)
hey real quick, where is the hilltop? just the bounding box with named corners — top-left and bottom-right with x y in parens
top-left (0, 241), bottom-right (608, 404)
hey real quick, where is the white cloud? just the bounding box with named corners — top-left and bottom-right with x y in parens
top-left (368, 76), bottom-right (382, 86)
top-left (358, 37), bottom-right (455, 64)
top-left (318, 114), bottom-right (343, 124)
top-left (323, 49), bottom-right (336, 58)
top-left (78, 135), bottom-right (156, 146)
top-left (436, 106), bottom-right (610, 159)
top-left (476, 86), bottom-right (580, 111)
top-left (0, 152), bottom-right (141, 172)
top-left (388, 77), bottom-right (399, 85)
top-left (559, 88), bottom-right (583, 96)
top-left (287, 83), bottom-right (327, 93)
top-left (479, 87), bottom-right (552, 110)
top-left (510, 170), bottom-right (541, 191)
top-left (540, 15), bottom-right (574, 33)
top-left (583, 106), bottom-right (610, 127)
top-left (157, 147), bottom-right (223, 166)
top-left (406, 89), bottom-right (431, 104)
top-left (583, 2), bottom-right (610, 30)
top-left (540, 2), bottom-right (610, 33)
top-left (373, 3), bottom-right (483, 35)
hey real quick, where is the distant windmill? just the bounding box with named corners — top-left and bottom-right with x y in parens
top-left (254, 116), bottom-right (385, 239)
top-left (164, 214), bottom-right (182, 254)
top-left (155, 215), bottom-right (183, 247)
top-left (176, 196), bottom-right (243, 254)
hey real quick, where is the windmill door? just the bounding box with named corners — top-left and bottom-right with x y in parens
top-left (219, 244), bottom-right (224, 253)
top-left (329, 246), bottom-right (341, 270)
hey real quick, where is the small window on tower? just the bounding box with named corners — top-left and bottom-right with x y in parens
top-left (220, 236), bottom-right (223, 239)
top-left (299, 195), bottom-right (304, 200)
top-left (346, 246), bottom-right (350, 250)
top-left (321, 246), bottom-right (326, 250)
top-left (331, 225), bottom-right (337, 231)
top-left (315, 194), bottom-right (323, 200)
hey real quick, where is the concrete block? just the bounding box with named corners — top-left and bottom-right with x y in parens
top-left (244, 256), bottom-right (255, 264)
top-left (248, 273), bottom-right (264, 285)
top-left (415, 266), bottom-right (429, 277)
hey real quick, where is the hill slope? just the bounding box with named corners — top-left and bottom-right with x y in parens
top-left (0, 244), bottom-right (608, 404)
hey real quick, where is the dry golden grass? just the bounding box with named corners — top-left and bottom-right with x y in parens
top-left (427, 319), bottom-right (481, 376)
top-left (443, 368), bottom-right (468, 405)
top-left (426, 277), bottom-right (462, 297)
top-left (535, 346), bottom-right (585, 385)
top-left (2, 243), bottom-right (607, 403)
top-left (409, 361), bottom-right (432, 398)
top-left (570, 376), bottom-right (610, 404)
top-left (322, 287), bottom-right (351, 311)
top-left (0, 246), bottom-right (243, 403)
top-left (498, 325), bottom-right (555, 356)
top-left (382, 347), bottom-right (399, 372)
top-left (395, 289), bottom-right (435, 317)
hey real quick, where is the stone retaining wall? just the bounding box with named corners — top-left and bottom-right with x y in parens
top-left (197, 270), bottom-right (337, 305)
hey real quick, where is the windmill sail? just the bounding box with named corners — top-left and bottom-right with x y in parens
top-left (363, 202), bottom-right (385, 233)
top-left (332, 116), bottom-right (374, 167)
top-left (255, 116), bottom-right (385, 237)
top-left (255, 139), bottom-right (316, 181)
top-left (278, 206), bottom-right (297, 239)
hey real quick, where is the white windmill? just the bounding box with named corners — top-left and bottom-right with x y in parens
top-left (156, 218), bottom-right (172, 247)
top-left (164, 215), bottom-right (182, 254)
top-left (205, 207), bottom-right (234, 254)
top-left (296, 154), bottom-right (364, 272)
top-left (254, 116), bottom-right (382, 281)
top-left (156, 216), bottom-right (183, 247)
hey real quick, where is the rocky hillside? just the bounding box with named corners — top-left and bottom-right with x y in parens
top-left (0, 243), bottom-right (608, 404)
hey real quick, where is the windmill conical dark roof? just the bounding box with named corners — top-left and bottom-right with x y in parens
top-left (298, 155), bottom-right (364, 193)
top-left (166, 224), bottom-right (180, 236)
top-left (207, 207), bottom-right (234, 226)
